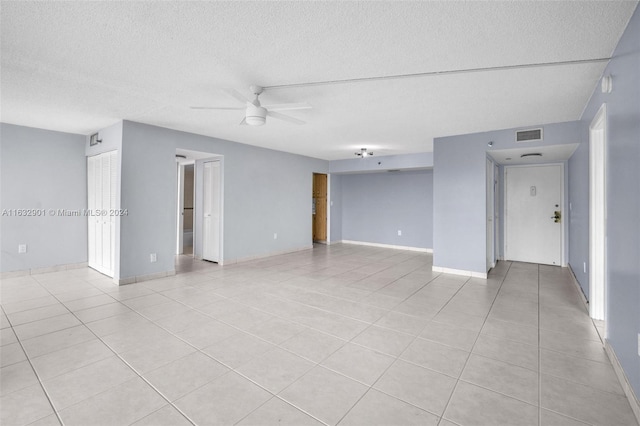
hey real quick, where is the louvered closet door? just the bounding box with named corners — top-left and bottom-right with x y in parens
top-left (87, 151), bottom-right (117, 277)
top-left (87, 156), bottom-right (97, 267)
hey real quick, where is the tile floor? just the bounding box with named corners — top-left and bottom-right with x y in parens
top-left (1, 244), bottom-right (638, 426)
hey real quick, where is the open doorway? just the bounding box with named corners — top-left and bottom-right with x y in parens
top-left (182, 164), bottom-right (195, 254)
top-left (176, 149), bottom-right (224, 264)
top-left (176, 159), bottom-right (195, 256)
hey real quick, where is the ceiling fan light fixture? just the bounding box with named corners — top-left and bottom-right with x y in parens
top-left (245, 105), bottom-right (267, 126)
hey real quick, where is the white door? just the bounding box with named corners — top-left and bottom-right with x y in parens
top-left (589, 104), bottom-right (607, 321)
top-left (176, 163), bottom-right (184, 255)
top-left (202, 161), bottom-right (220, 262)
top-left (486, 158), bottom-right (495, 271)
top-left (87, 150), bottom-right (117, 277)
top-left (505, 164), bottom-right (563, 266)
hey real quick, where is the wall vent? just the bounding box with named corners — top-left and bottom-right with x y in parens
top-left (515, 128), bottom-right (543, 142)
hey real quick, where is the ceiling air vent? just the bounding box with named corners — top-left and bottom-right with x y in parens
top-left (515, 128), bottom-right (543, 143)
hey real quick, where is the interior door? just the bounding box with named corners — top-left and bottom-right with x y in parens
top-left (202, 160), bottom-right (220, 262)
top-left (312, 173), bottom-right (327, 241)
top-left (87, 150), bottom-right (116, 277)
top-left (505, 164), bottom-right (562, 265)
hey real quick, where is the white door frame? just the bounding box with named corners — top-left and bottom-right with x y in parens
top-left (503, 163), bottom-right (566, 266)
top-left (589, 103), bottom-right (607, 321)
top-left (176, 162), bottom-right (184, 255)
top-left (494, 163), bottom-right (500, 261)
top-left (486, 157), bottom-right (495, 271)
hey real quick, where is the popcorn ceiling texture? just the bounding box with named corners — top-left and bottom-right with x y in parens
top-left (1, 1), bottom-right (637, 159)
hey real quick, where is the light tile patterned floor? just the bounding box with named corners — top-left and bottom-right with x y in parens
top-left (1, 244), bottom-right (637, 426)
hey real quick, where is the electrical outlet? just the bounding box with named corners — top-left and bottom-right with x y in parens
top-left (397, 230), bottom-right (402, 236)
top-left (150, 253), bottom-right (157, 263)
top-left (273, 233), bottom-right (278, 240)
top-left (18, 244), bottom-right (27, 254)
top-left (583, 262), bottom-right (587, 274)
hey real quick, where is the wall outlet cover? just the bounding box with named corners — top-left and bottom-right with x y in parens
top-left (150, 253), bottom-right (157, 262)
top-left (18, 244), bottom-right (27, 254)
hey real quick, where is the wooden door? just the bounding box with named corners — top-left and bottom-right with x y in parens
top-left (312, 173), bottom-right (327, 241)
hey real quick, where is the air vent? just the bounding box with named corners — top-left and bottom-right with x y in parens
top-left (516, 128), bottom-right (543, 143)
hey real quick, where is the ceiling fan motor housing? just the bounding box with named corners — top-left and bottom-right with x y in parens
top-left (246, 105), bottom-right (267, 126)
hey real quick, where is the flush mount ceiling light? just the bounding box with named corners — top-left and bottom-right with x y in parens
top-left (521, 153), bottom-right (543, 158)
top-left (355, 148), bottom-right (373, 158)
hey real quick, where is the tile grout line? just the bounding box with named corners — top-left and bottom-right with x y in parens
top-left (20, 283), bottom-right (199, 426)
top-left (436, 261), bottom-right (513, 425)
top-left (2, 307), bottom-right (66, 426)
top-left (538, 264), bottom-right (542, 426)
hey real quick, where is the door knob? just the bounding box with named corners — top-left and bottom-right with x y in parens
top-left (551, 211), bottom-right (561, 223)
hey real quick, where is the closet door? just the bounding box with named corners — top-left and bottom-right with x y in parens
top-left (87, 151), bottom-right (117, 277)
top-left (87, 156), bottom-right (97, 268)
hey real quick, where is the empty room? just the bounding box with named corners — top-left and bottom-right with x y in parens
top-left (1, 2), bottom-right (639, 426)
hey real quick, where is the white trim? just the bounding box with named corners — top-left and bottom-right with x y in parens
top-left (432, 265), bottom-right (487, 279)
top-left (341, 240), bottom-right (432, 253)
top-left (589, 103), bottom-right (607, 321)
top-left (503, 163), bottom-right (566, 267)
top-left (0, 262), bottom-right (89, 279)
top-left (567, 264), bottom-right (589, 311)
top-left (326, 174), bottom-right (331, 244)
top-left (224, 245), bottom-right (314, 265)
top-left (118, 269), bottom-right (176, 285)
top-left (604, 340), bottom-right (640, 425)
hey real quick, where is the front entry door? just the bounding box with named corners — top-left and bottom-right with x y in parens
top-left (505, 164), bottom-right (562, 265)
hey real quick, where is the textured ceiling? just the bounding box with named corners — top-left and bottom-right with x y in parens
top-left (1, 1), bottom-right (637, 160)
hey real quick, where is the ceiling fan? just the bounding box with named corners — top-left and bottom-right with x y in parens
top-left (191, 85), bottom-right (311, 126)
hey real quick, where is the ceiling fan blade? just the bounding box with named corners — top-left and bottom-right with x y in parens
top-left (262, 102), bottom-right (312, 112)
top-left (222, 88), bottom-right (251, 105)
top-left (190, 106), bottom-right (244, 110)
top-left (239, 117), bottom-right (247, 125)
top-left (267, 111), bottom-right (305, 125)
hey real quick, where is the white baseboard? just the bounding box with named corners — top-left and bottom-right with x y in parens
top-left (118, 269), bottom-right (176, 285)
top-left (1, 262), bottom-right (89, 279)
top-left (567, 263), bottom-right (589, 312)
top-left (224, 245), bottom-right (314, 265)
top-left (341, 240), bottom-right (432, 253)
top-left (432, 265), bottom-right (487, 279)
top-left (604, 340), bottom-right (640, 425)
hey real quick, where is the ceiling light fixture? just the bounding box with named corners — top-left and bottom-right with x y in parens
top-left (521, 153), bottom-right (543, 158)
top-left (356, 148), bottom-right (373, 158)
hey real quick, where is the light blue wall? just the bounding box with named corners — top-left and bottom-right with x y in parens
top-left (329, 152), bottom-right (433, 174)
top-left (433, 121), bottom-right (579, 274)
top-left (339, 170), bottom-right (433, 249)
top-left (117, 121), bottom-right (327, 280)
top-left (0, 124), bottom-right (87, 272)
top-left (329, 174), bottom-right (342, 242)
top-left (571, 3), bottom-right (640, 397)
